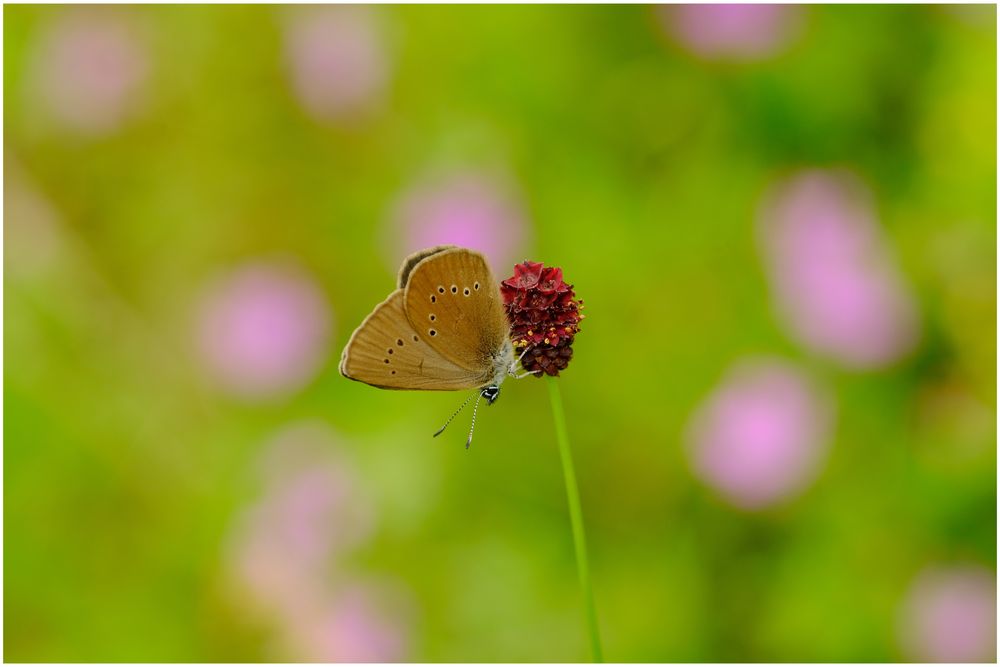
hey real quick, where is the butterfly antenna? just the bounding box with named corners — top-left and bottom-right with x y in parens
top-left (465, 392), bottom-right (484, 450)
top-left (433, 391), bottom-right (476, 438)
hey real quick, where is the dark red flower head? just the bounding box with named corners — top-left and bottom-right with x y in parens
top-left (501, 260), bottom-right (583, 377)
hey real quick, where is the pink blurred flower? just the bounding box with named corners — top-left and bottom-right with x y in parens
top-left (29, 11), bottom-right (147, 135)
top-left (899, 565), bottom-right (997, 662)
top-left (195, 261), bottom-right (332, 400)
top-left (283, 6), bottom-right (390, 123)
top-left (229, 422), bottom-right (374, 614)
top-left (758, 171), bottom-right (920, 369)
top-left (232, 465), bottom-right (366, 610)
top-left (659, 4), bottom-right (803, 62)
top-left (254, 422), bottom-right (375, 558)
top-left (686, 358), bottom-right (833, 510)
top-left (388, 172), bottom-right (530, 272)
top-left (286, 585), bottom-right (409, 662)
top-left (227, 422), bottom-right (409, 661)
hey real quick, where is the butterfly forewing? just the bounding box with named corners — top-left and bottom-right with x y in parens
top-left (340, 290), bottom-right (486, 390)
top-left (403, 248), bottom-right (509, 374)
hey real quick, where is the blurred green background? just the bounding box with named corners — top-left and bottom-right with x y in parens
top-left (4, 4), bottom-right (996, 662)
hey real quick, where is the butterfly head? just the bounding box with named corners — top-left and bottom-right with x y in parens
top-left (481, 384), bottom-right (500, 405)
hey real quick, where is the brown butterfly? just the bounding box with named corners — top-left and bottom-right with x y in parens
top-left (340, 246), bottom-right (533, 446)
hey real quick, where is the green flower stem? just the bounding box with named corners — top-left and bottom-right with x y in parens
top-left (547, 375), bottom-right (603, 663)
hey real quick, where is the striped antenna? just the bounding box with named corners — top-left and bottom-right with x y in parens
top-left (433, 391), bottom-right (477, 438)
top-left (465, 392), bottom-right (485, 450)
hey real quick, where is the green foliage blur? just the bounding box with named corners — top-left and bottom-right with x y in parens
top-left (4, 4), bottom-right (996, 662)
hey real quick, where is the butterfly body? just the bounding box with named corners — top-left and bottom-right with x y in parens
top-left (340, 246), bottom-right (517, 398)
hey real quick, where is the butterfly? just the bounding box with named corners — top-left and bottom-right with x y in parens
top-left (340, 246), bottom-right (534, 447)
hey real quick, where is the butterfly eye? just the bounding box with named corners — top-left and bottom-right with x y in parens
top-left (463, 287), bottom-right (470, 296)
top-left (451, 285), bottom-right (458, 294)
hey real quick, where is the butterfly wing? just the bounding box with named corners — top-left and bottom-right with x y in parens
top-left (340, 290), bottom-right (487, 390)
top-left (397, 245), bottom-right (457, 289)
top-left (403, 247), bottom-right (509, 373)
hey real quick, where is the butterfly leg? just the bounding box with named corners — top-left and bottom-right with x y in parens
top-left (507, 345), bottom-right (531, 376)
top-left (513, 369), bottom-right (543, 380)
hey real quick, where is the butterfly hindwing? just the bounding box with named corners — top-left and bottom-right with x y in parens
top-left (340, 290), bottom-right (486, 390)
top-left (397, 245), bottom-right (456, 289)
top-left (403, 248), bottom-right (509, 374)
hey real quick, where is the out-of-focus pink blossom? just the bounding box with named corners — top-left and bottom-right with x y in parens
top-left (285, 585), bottom-right (409, 663)
top-left (255, 422), bottom-right (375, 558)
top-left (229, 423), bottom-right (372, 613)
top-left (899, 565), bottom-right (997, 662)
top-left (389, 173), bottom-right (530, 273)
top-left (195, 261), bottom-right (332, 400)
top-left (659, 4), bottom-right (803, 62)
top-left (227, 422), bottom-right (408, 661)
top-left (232, 465), bottom-right (369, 611)
top-left (758, 171), bottom-right (920, 370)
top-left (686, 358), bottom-right (833, 510)
top-left (30, 11), bottom-right (147, 135)
top-left (283, 6), bottom-right (390, 123)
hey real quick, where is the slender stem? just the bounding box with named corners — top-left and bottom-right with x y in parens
top-left (547, 375), bottom-right (603, 663)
